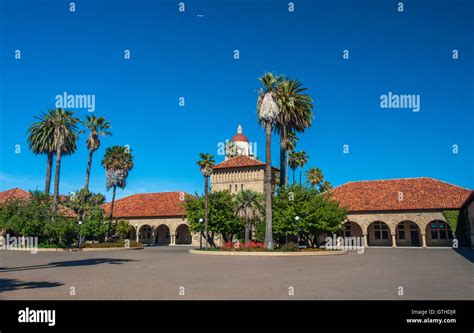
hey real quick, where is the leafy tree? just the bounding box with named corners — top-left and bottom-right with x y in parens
top-left (115, 220), bottom-right (132, 240)
top-left (184, 191), bottom-right (242, 246)
top-left (27, 110), bottom-right (77, 195)
top-left (257, 72), bottom-right (282, 250)
top-left (81, 115), bottom-right (112, 191)
top-left (234, 189), bottom-right (263, 242)
top-left (273, 185), bottom-right (347, 247)
top-left (101, 146), bottom-right (134, 220)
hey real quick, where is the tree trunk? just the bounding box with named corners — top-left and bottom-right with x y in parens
top-left (45, 151), bottom-right (53, 195)
top-left (53, 147), bottom-right (62, 211)
top-left (292, 168), bottom-right (295, 185)
top-left (84, 149), bottom-right (94, 191)
top-left (279, 127), bottom-right (287, 187)
top-left (285, 150), bottom-right (289, 186)
top-left (204, 175), bottom-right (209, 249)
top-left (109, 185), bottom-right (117, 220)
top-left (299, 168), bottom-right (302, 185)
top-left (244, 223), bottom-right (250, 243)
top-left (264, 121), bottom-right (274, 250)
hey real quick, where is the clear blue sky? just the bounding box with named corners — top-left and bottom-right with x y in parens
top-left (0, 0), bottom-right (473, 201)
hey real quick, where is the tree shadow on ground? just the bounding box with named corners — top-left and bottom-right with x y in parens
top-left (453, 247), bottom-right (474, 263)
top-left (0, 278), bottom-right (64, 293)
top-left (0, 258), bottom-right (137, 273)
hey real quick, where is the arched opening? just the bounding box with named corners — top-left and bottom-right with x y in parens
top-left (175, 224), bottom-right (192, 245)
top-left (343, 221), bottom-right (363, 238)
top-left (128, 227), bottom-right (136, 241)
top-left (138, 225), bottom-right (153, 244)
top-left (395, 221), bottom-right (421, 247)
top-left (367, 221), bottom-right (391, 246)
top-left (154, 224), bottom-right (170, 245)
top-left (426, 220), bottom-right (453, 247)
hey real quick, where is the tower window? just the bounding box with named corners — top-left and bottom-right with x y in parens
top-left (241, 184), bottom-right (244, 190)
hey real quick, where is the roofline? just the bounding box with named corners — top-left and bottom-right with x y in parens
top-left (346, 208), bottom-right (463, 214)
top-left (111, 214), bottom-right (187, 219)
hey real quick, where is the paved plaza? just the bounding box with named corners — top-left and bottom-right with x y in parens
top-left (0, 247), bottom-right (472, 300)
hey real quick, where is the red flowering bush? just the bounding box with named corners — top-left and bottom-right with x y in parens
top-left (220, 241), bottom-right (265, 251)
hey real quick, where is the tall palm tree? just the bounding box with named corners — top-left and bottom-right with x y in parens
top-left (47, 109), bottom-right (80, 210)
top-left (102, 146), bottom-right (134, 220)
top-left (305, 167), bottom-right (323, 188)
top-left (288, 151), bottom-right (299, 185)
top-left (81, 115), bottom-right (112, 191)
top-left (197, 153), bottom-right (215, 249)
top-left (295, 151), bottom-right (309, 185)
top-left (274, 78), bottom-right (314, 187)
top-left (27, 110), bottom-right (77, 195)
top-left (234, 189), bottom-right (263, 243)
top-left (257, 72), bottom-right (281, 250)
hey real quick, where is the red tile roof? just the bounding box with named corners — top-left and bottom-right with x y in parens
top-left (328, 177), bottom-right (472, 212)
top-left (213, 155), bottom-right (268, 170)
top-left (101, 192), bottom-right (188, 218)
top-left (0, 188), bottom-right (77, 218)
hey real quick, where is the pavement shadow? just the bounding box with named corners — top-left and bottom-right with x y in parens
top-left (0, 278), bottom-right (63, 293)
top-left (0, 258), bottom-right (137, 273)
top-left (453, 247), bottom-right (474, 263)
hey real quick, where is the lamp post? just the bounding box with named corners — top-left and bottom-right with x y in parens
top-left (200, 165), bottom-right (213, 249)
top-left (77, 220), bottom-right (83, 249)
top-left (199, 218), bottom-right (203, 249)
top-left (295, 216), bottom-right (300, 248)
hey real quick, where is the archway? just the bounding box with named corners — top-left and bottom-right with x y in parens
top-left (426, 220), bottom-right (453, 247)
top-left (343, 221), bottom-right (363, 238)
top-left (367, 221), bottom-right (391, 246)
top-left (175, 224), bottom-right (192, 245)
top-left (155, 225), bottom-right (170, 245)
top-left (138, 225), bottom-right (153, 244)
top-left (395, 221), bottom-right (421, 247)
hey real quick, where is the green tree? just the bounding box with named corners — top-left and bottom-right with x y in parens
top-left (257, 72), bottom-right (281, 250)
top-left (101, 146), bottom-right (134, 220)
top-left (273, 185), bottom-right (346, 247)
top-left (234, 189), bottom-right (263, 242)
top-left (27, 110), bottom-right (77, 195)
top-left (305, 167), bottom-right (332, 193)
top-left (293, 150), bottom-right (309, 184)
top-left (48, 109), bottom-right (80, 210)
top-left (196, 153), bottom-right (215, 249)
top-left (81, 115), bottom-right (112, 191)
top-left (274, 78), bottom-right (314, 187)
top-left (288, 151), bottom-right (299, 184)
top-left (184, 191), bottom-right (242, 246)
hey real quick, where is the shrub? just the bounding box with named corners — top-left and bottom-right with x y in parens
top-left (277, 242), bottom-right (300, 252)
top-left (83, 240), bottom-right (142, 248)
top-left (220, 241), bottom-right (265, 251)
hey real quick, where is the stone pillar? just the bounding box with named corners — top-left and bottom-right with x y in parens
top-left (362, 233), bottom-right (368, 247)
top-left (391, 233), bottom-right (397, 248)
top-left (135, 226), bottom-right (139, 242)
top-left (421, 233), bottom-right (427, 248)
top-left (170, 233), bottom-right (176, 246)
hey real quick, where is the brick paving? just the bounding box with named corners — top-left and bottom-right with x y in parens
top-left (0, 247), bottom-right (472, 300)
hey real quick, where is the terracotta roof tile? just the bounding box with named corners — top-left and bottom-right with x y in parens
top-left (101, 192), bottom-right (188, 218)
top-left (214, 156), bottom-right (265, 170)
top-left (328, 177), bottom-right (472, 212)
top-left (0, 188), bottom-right (77, 218)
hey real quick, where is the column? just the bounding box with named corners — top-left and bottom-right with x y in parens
top-left (391, 233), bottom-right (397, 247)
top-left (362, 233), bottom-right (368, 247)
top-left (170, 233), bottom-right (176, 246)
top-left (421, 233), bottom-right (427, 248)
top-left (135, 226), bottom-right (139, 242)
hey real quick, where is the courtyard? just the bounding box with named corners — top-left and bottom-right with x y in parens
top-left (0, 247), bottom-right (472, 300)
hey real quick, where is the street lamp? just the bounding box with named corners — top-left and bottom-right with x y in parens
top-left (199, 218), bottom-right (203, 249)
top-left (77, 220), bottom-right (83, 249)
top-left (295, 216), bottom-right (300, 248)
top-left (200, 165), bottom-right (213, 249)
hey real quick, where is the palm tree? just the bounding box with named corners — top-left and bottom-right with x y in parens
top-left (257, 72), bottom-right (281, 250)
top-left (274, 78), bottom-right (314, 187)
top-left (81, 115), bottom-right (112, 191)
top-left (288, 151), bottom-right (299, 184)
top-left (47, 109), bottom-right (80, 210)
top-left (197, 153), bottom-right (215, 249)
top-left (102, 146), bottom-right (134, 220)
top-left (295, 151), bottom-right (309, 185)
top-left (27, 110), bottom-right (77, 195)
top-left (234, 189), bottom-right (263, 243)
top-left (319, 180), bottom-right (332, 193)
top-left (305, 167), bottom-right (323, 188)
